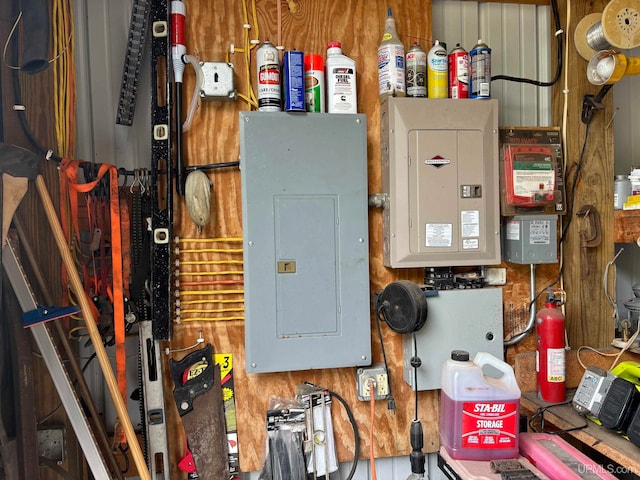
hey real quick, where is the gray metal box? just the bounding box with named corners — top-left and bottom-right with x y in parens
top-left (240, 112), bottom-right (371, 373)
top-left (402, 288), bottom-right (503, 390)
top-left (381, 98), bottom-right (501, 267)
top-left (502, 215), bottom-right (558, 264)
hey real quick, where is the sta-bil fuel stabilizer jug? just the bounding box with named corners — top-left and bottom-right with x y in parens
top-left (439, 350), bottom-right (521, 460)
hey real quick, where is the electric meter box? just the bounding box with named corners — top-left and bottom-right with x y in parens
top-left (381, 98), bottom-right (501, 268)
top-left (502, 215), bottom-right (558, 264)
top-left (499, 127), bottom-right (566, 216)
top-left (240, 112), bottom-right (371, 374)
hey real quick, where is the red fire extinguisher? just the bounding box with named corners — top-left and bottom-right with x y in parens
top-left (536, 291), bottom-right (566, 403)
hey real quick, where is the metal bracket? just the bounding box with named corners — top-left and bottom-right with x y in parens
top-left (581, 84), bottom-right (613, 125)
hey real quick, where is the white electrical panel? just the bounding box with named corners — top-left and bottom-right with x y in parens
top-left (381, 98), bottom-right (501, 268)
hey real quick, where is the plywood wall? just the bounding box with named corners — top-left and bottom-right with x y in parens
top-left (164, 0), bottom-right (559, 474)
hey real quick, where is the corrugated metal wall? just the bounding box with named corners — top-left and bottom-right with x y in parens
top-left (74, 0), bottom-right (552, 171)
top-left (613, 46), bottom-right (640, 328)
top-left (614, 46), bottom-right (640, 176)
top-left (432, 0), bottom-right (552, 126)
top-left (74, 0), bottom-right (151, 168)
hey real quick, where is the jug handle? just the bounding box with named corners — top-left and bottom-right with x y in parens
top-left (474, 352), bottom-right (516, 380)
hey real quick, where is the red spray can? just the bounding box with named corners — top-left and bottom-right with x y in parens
top-left (536, 292), bottom-right (566, 403)
top-left (448, 43), bottom-right (469, 99)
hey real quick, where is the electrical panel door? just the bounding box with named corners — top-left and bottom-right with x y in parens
top-left (240, 112), bottom-right (371, 374)
top-left (381, 98), bottom-right (501, 267)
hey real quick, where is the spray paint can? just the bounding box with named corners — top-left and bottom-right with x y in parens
top-left (448, 43), bottom-right (469, 99)
top-left (304, 54), bottom-right (325, 112)
top-left (406, 42), bottom-right (427, 97)
top-left (427, 40), bottom-right (448, 98)
top-left (470, 39), bottom-right (491, 99)
top-left (256, 39), bottom-right (281, 111)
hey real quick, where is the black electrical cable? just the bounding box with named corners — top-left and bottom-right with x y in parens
top-left (526, 121), bottom-right (593, 308)
top-left (412, 333), bottom-right (419, 420)
top-left (491, 0), bottom-right (563, 87)
top-left (9, 2), bottom-right (47, 154)
top-left (375, 301), bottom-right (396, 412)
top-left (561, 121), bottom-right (592, 243)
top-left (528, 399), bottom-right (588, 435)
top-left (327, 389), bottom-right (360, 480)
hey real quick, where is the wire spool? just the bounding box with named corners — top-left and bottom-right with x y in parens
top-left (575, 1), bottom-right (640, 61)
top-left (575, 13), bottom-right (608, 61)
top-left (603, 0), bottom-right (640, 49)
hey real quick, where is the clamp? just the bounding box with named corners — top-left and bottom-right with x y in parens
top-left (576, 205), bottom-right (602, 276)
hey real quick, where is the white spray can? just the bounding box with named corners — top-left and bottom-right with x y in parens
top-left (325, 41), bottom-right (357, 114)
top-left (256, 39), bottom-right (281, 111)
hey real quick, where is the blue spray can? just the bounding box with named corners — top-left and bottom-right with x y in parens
top-left (470, 39), bottom-right (491, 99)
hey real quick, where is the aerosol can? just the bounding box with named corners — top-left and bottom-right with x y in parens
top-left (256, 39), bottom-right (281, 111)
top-left (427, 40), bottom-right (448, 98)
top-left (406, 42), bottom-right (427, 98)
top-left (470, 39), bottom-right (491, 99)
top-left (448, 43), bottom-right (469, 99)
top-left (536, 291), bottom-right (566, 403)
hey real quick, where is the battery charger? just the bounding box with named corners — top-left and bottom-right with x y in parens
top-left (598, 377), bottom-right (640, 431)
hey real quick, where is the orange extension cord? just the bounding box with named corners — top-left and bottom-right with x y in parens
top-left (369, 380), bottom-right (378, 480)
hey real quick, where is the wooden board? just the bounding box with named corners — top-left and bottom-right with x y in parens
top-left (513, 348), bottom-right (640, 392)
top-left (164, 0), bottom-right (559, 474)
top-left (614, 209), bottom-right (640, 244)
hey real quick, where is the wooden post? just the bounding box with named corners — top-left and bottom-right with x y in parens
top-left (552, 0), bottom-right (615, 348)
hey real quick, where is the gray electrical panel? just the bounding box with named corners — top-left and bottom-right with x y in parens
top-left (402, 288), bottom-right (503, 390)
top-left (502, 215), bottom-right (558, 264)
top-left (381, 98), bottom-right (501, 268)
top-left (240, 112), bottom-right (371, 374)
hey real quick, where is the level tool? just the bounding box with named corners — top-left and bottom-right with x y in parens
top-left (116, 0), bottom-right (151, 125)
top-left (138, 320), bottom-right (171, 478)
top-left (150, 0), bottom-right (174, 340)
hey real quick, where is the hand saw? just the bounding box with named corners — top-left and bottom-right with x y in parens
top-left (170, 344), bottom-right (229, 479)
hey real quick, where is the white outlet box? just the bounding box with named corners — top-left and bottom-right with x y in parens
top-left (200, 62), bottom-right (236, 100)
